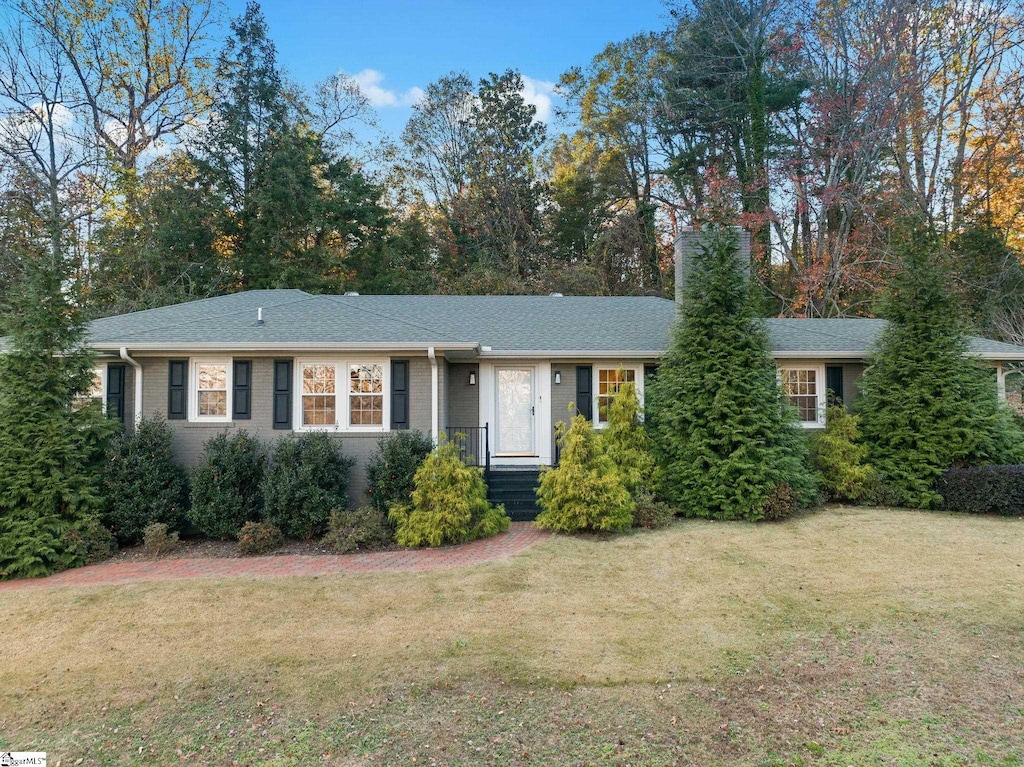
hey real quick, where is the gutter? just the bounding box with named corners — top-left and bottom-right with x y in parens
top-left (119, 347), bottom-right (143, 426)
top-left (89, 341), bottom-right (481, 353)
top-left (428, 346), bottom-right (439, 444)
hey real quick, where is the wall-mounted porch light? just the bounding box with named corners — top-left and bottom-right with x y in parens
top-left (469, 371), bottom-right (477, 386)
top-left (554, 371), bottom-right (562, 385)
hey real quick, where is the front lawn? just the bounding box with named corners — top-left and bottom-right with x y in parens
top-left (2, 506), bottom-right (1022, 765)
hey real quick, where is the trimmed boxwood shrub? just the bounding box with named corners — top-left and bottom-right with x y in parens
top-left (536, 413), bottom-right (634, 533)
top-left (261, 433), bottom-right (354, 540)
top-left (389, 440), bottom-right (510, 547)
top-left (936, 465), bottom-right (1024, 516)
top-left (366, 430), bottom-right (434, 512)
top-left (189, 431), bottom-right (267, 539)
top-left (324, 507), bottom-right (393, 553)
top-left (61, 515), bottom-right (118, 564)
top-left (632, 491), bottom-right (675, 530)
top-left (102, 418), bottom-right (190, 543)
top-left (238, 521), bottom-right (285, 555)
top-left (143, 522), bottom-right (179, 556)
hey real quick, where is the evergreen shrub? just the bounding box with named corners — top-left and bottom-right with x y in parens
top-left (324, 507), bottom-right (393, 553)
top-left (599, 380), bottom-right (658, 494)
top-left (389, 440), bottom-right (509, 547)
top-left (189, 432), bottom-right (267, 539)
top-left (261, 433), bottom-right (354, 540)
top-left (856, 222), bottom-right (1024, 508)
top-left (366, 430), bottom-right (434, 512)
top-left (646, 227), bottom-right (816, 521)
top-left (632, 491), bottom-right (675, 529)
top-left (536, 413), bottom-right (634, 533)
top-left (811, 407), bottom-right (874, 503)
top-left (61, 516), bottom-right (118, 564)
top-left (102, 418), bottom-right (190, 543)
top-left (143, 523), bottom-right (179, 556)
top-left (238, 521), bottom-right (284, 555)
top-left (936, 465), bottom-right (1024, 516)
top-left (0, 264), bottom-right (117, 579)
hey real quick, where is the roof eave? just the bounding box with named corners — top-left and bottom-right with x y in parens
top-left (88, 341), bottom-right (481, 354)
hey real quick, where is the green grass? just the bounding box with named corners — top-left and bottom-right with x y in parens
top-left (1, 506), bottom-right (1022, 765)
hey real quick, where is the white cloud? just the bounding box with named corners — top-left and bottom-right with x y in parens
top-left (520, 75), bottom-right (557, 124)
top-left (350, 69), bottom-right (423, 108)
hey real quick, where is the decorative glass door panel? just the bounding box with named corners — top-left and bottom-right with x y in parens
top-left (495, 368), bottom-right (534, 454)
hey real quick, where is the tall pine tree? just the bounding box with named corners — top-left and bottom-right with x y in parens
top-left (646, 227), bottom-right (816, 520)
top-left (855, 223), bottom-right (1024, 508)
top-left (0, 261), bottom-right (115, 579)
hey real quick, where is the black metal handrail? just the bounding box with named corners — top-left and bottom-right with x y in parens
top-left (444, 424), bottom-right (490, 478)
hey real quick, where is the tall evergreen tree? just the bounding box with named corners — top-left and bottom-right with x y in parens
top-left (0, 260), bottom-right (115, 579)
top-left (192, 2), bottom-right (389, 293)
top-left (646, 227), bottom-right (816, 520)
top-left (855, 222), bottom-right (1024, 508)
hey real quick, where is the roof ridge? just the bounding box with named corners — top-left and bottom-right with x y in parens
top-left (319, 294), bottom-right (468, 344)
top-left (89, 291), bottom-right (318, 343)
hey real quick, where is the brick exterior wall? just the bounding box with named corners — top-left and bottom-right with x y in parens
top-left (446, 362), bottom-right (479, 429)
top-left (132, 354), bottom-right (435, 504)
top-left (107, 351), bottom-right (871, 502)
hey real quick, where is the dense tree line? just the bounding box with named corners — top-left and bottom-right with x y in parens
top-left (2, 0), bottom-right (1024, 337)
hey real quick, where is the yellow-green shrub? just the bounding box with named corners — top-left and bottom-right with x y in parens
top-left (389, 441), bottom-right (509, 548)
top-left (536, 413), bottom-right (633, 533)
top-left (812, 406), bottom-right (874, 502)
top-left (599, 380), bottom-right (658, 494)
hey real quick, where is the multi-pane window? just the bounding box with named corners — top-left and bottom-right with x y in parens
top-left (349, 364), bottom-right (383, 426)
top-left (302, 364), bottom-right (337, 426)
top-left (196, 363), bottom-right (228, 417)
top-left (781, 369), bottom-right (819, 424)
top-left (74, 368), bottom-right (104, 410)
top-left (597, 368), bottom-right (636, 424)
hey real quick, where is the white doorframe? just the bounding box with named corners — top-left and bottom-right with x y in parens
top-left (478, 361), bottom-right (552, 466)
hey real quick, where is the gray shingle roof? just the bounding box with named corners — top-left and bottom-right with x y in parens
top-left (4, 290), bottom-right (1024, 359)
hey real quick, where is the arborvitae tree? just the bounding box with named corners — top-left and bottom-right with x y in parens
top-left (812, 406), bottom-right (873, 502)
top-left (535, 412), bottom-right (634, 533)
top-left (599, 380), bottom-right (658, 494)
top-left (855, 223), bottom-right (1024, 508)
top-left (646, 227), bottom-right (816, 520)
top-left (388, 440), bottom-right (509, 548)
top-left (0, 263), bottom-right (116, 579)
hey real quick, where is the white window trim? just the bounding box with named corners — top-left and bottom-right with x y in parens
top-left (189, 358), bottom-right (233, 423)
top-left (593, 365), bottom-right (645, 429)
top-left (778, 364), bottom-right (827, 428)
top-left (77, 365), bottom-right (106, 413)
top-left (294, 358), bottom-right (390, 433)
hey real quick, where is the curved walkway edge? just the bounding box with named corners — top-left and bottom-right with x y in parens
top-left (0, 523), bottom-right (548, 591)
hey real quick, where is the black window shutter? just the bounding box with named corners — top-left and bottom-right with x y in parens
top-left (644, 363), bottom-right (659, 381)
top-left (168, 359), bottom-right (187, 420)
top-left (233, 360), bottom-right (252, 420)
top-left (826, 365), bottom-right (844, 406)
top-left (576, 365), bottom-right (593, 420)
top-left (106, 363), bottom-right (126, 424)
top-left (273, 359), bottom-right (292, 430)
top-left (391, 359), bottom-right (410, 430)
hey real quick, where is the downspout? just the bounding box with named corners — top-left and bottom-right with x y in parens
top-left (119, 347), bottom-right (143, 427)
top-left (428, 346), bottom-right (439, 444)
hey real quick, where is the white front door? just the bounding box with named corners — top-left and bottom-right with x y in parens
top-left (495, 367), bottom-right (535, 455)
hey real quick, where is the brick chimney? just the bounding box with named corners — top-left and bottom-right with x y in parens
top-left (674, 226), bottom-right (752, 303)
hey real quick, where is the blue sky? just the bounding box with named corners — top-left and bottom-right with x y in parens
top-left (228, 0), bottom-right (671, 138)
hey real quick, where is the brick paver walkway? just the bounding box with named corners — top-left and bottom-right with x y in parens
top-left (0, 523), bottom-right (548, 591)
